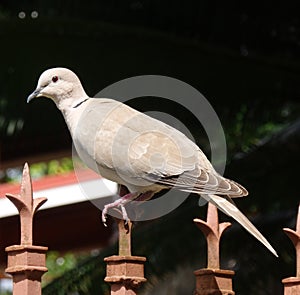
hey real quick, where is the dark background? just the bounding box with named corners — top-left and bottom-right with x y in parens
top-left (1, 0), bottom-right (300, 162)
top-left (0, 1), bottom-right (300, 294)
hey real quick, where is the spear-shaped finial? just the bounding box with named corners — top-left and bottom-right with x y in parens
top-left (194, 202), bottom-right (231, 269)
top-left (283, 203), bottom-right (300, 277)
top-left (5, 163), bottom-right (47, 245)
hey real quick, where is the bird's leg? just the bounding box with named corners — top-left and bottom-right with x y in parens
top-left (102, 192), bottom-right (140, 226)
top-left (134, 191), bottom-right (155, 202)
top-left (126, 191), bottom-right (155, 220)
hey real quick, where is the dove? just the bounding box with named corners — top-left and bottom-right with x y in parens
top-left (27, 67), bottom-right (278, 257)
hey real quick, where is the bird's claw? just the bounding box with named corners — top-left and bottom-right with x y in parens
top-left (102, 209), bottom-right (108, 227)
top-left (102, 202), bottom-right (130, 226)
top-left (120, 204), bottom-right (130, 225)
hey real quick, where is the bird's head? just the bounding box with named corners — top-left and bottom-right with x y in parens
top-left (27, 67), bottom-right (88, 107)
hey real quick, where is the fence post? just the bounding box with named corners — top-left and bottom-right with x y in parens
top-left (193, 202), bottom-right (235, 295)
top-left (5, 163), bottom-right (48, 295)
top-left (282, 203), bottom-right (300, 294)
top-left (104, 186), bottom-right (147, 295)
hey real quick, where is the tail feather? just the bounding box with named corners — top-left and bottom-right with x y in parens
top-left (202, 194), bottom-right (278, 257)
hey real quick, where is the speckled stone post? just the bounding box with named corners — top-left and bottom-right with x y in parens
top-left (282, 203), bottom-right (300, 295)
top-left (194, 203), bottom-right (235, 295)
top-left (5, 163), bottom-right (48, 295)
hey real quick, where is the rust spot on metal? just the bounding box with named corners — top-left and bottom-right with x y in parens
top-left (194, 202), bottom-right (231, 269)
top-left (104, 186), bottom-right (146, 294)
top-left (104, 255), bottom-right (147, 286)
top-left (5, 163), bottom-right (47, 246)
top-left (116, 218), bottom-right (132, 256)
top-left (194, 202), bottom-right (235, 294)
top-left (282, 202), bottom-right (300, 294)
top-left (194, 268), bottom-right (235, 295)
top-left (5, 163), bottom-right (48, 295)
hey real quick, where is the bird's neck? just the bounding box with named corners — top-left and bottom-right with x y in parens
top-left (57, 96), bottom-right (89, 134)
top-left (58, 96), bottom-right (88, 110)
top-left (56, 82), bottom-right (88, 111)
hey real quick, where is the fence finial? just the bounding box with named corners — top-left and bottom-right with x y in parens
top-left (5, 163), bottom-right (48, 295)
top-left (193, 202), bottom-right (235, 295)
top-left (282, 202), bottom-right (300, 294)
top-left (104, 185), bottom-right (146, 295)
top-left (194, 202), bottom-right (231, 269)
top-left (5, 162), bottom-right (47, 245)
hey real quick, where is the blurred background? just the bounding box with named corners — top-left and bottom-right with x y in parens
top-left (0, 1), bottom-right (299, 294)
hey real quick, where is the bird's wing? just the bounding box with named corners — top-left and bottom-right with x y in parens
top-left (73, 98), bottom-right (246, 196)
top-left (74, 98), bottom-right (200, 174)
top-left (88, 100), bottom-right (247, 197)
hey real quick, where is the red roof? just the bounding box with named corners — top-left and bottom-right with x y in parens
top-left (0, 169), bottom-right (100, 198)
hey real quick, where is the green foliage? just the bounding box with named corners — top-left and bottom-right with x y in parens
top-left (224, 101), bottom-right (299, 159)
top-left (43, 251), bottom-right (82, 287)
top-left (0, 157), bottom-right (74, 183)
top-left (47, 158), bottom-right (74, 175)
top-left (43, 248), bottom-right (113, 295)
top-left (0, 5), bottom-right (9, 20)
top-left (30, 162), bottom-right (48, 179)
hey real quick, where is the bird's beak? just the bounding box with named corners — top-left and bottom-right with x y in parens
top-left (27, 87), bottom-right (44, 103)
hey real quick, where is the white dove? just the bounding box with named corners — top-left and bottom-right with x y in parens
top-left (27, 67), bottom-right (277, 257)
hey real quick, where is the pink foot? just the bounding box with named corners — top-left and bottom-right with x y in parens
top-left (102, 192), bottom-right (139, 226)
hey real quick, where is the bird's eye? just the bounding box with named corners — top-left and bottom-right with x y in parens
top-left (52, 76), bottom-right (58, 83)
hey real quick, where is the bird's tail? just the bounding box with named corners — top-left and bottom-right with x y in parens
top-left (202, 194), bottom-right (278, 257)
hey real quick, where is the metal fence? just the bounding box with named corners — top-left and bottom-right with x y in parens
top-left (2, 163), bottom-right (300, 294)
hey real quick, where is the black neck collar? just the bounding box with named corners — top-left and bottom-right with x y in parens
top-left (73, 98), bottom-right (89, 108)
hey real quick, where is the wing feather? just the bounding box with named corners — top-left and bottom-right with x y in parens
top-left (203, 194), bottom-right (278, 257)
